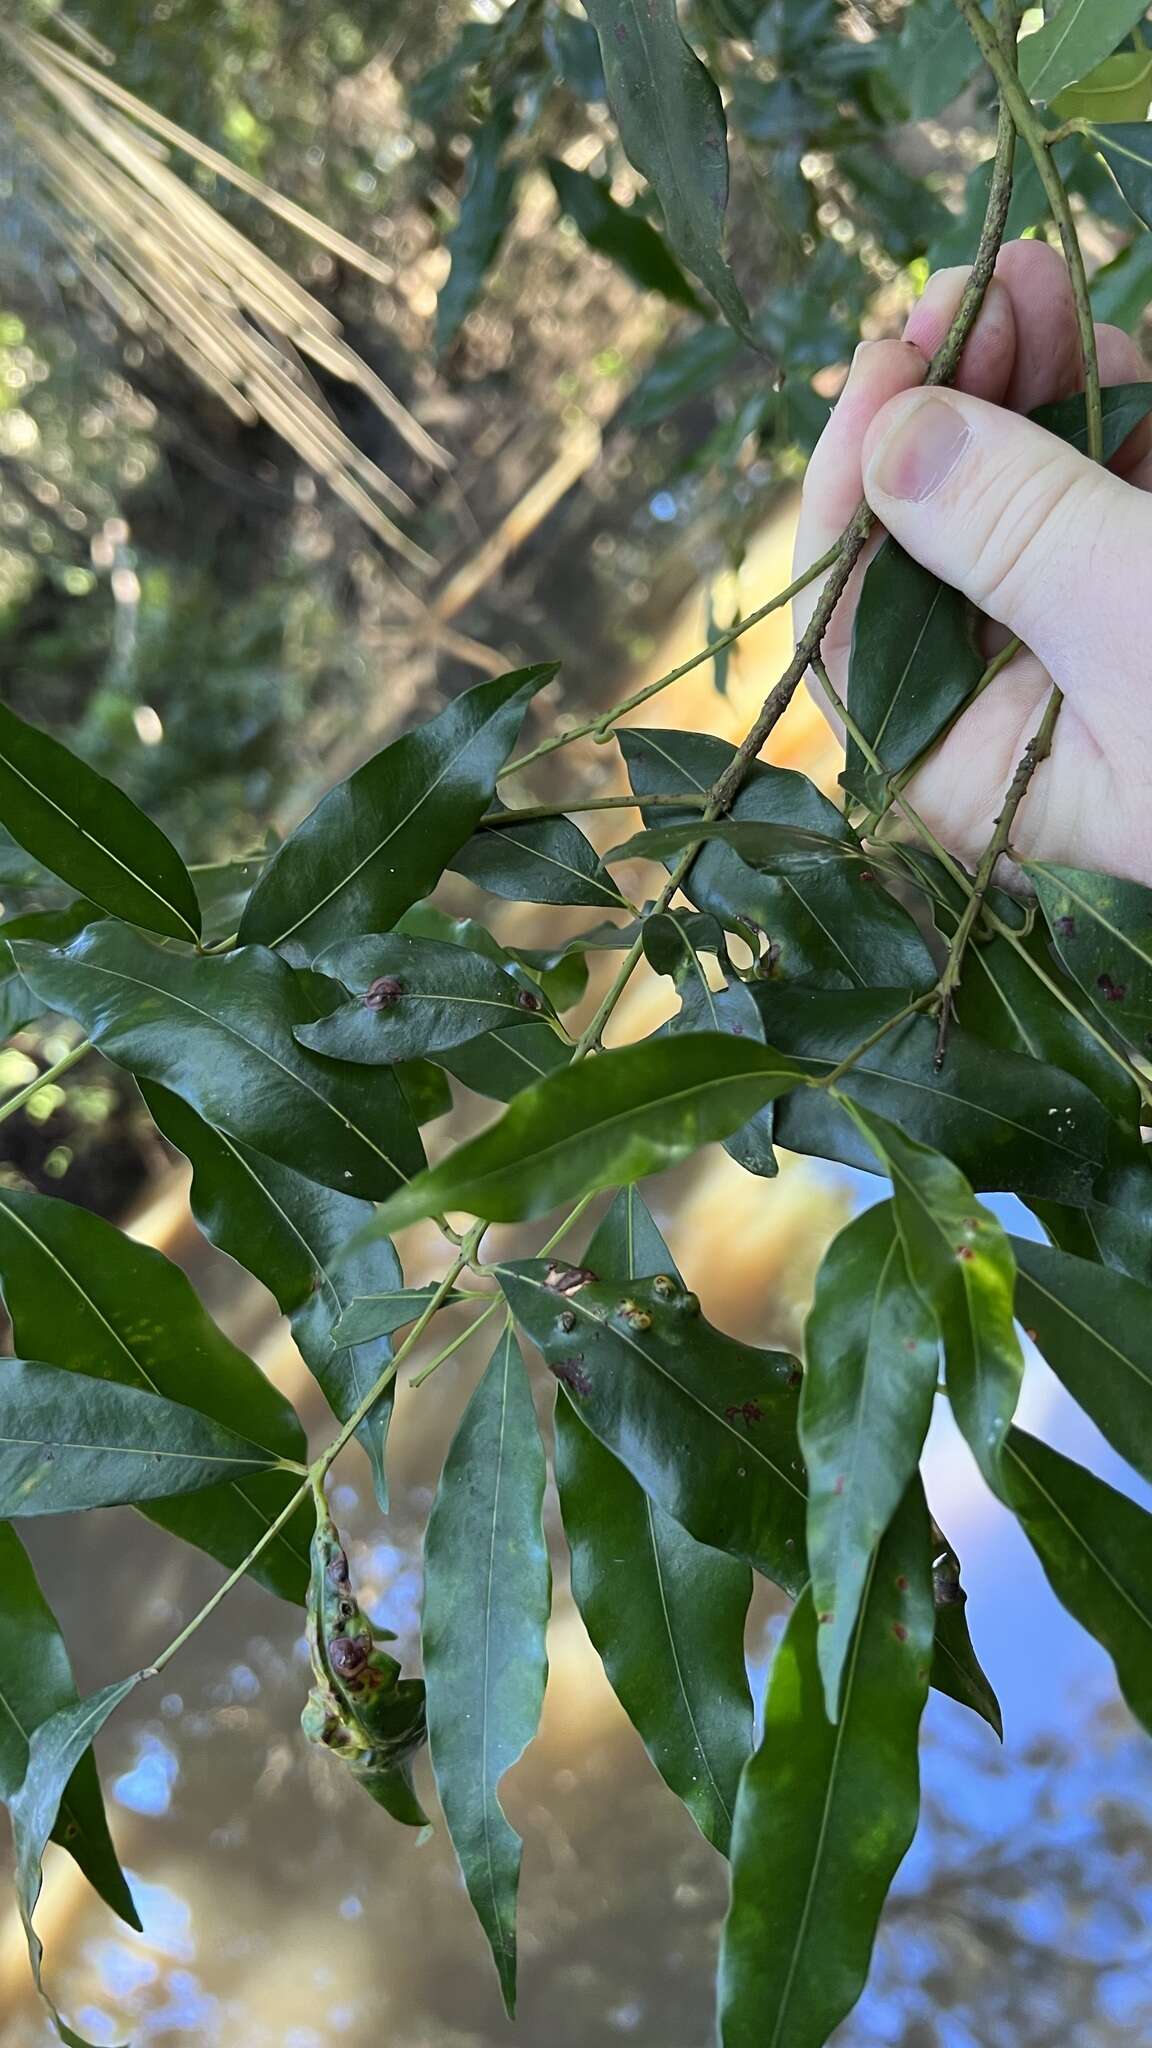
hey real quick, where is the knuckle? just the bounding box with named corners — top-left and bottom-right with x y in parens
top-left (966, 452), bottom-right (1091, 620)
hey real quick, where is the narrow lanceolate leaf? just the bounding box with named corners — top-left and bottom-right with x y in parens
top-left (332, 1286), bottom-right (469, 1348)
top-left (0, 1359), bottom-right (282, 1516)
top-left (0, 1525), bottom-right (139, 1932)
top-left (1020, 1), bottom-right (1150, 103)
top-left (374, 1035), bottom-right (807, 1231)
top-left (718, 1484), bottom-right (934, 2048)
top-left (1012, 1237), bottom-right (1152, 1484)
top-left (932, 1596), bottom-right (1003, 1739)
top-left (1027, 861), bottom-right (1152, 1060)
top-left (609, 818), bottom-right (863, 869)
top-left (141, 1085), bottom-right (403, 1513)
top-left (645, 912), bottom-right (776, 1177)
top-left (295, 934), bottom-right (558, 1064)
top-left (1030, 381), bottom-right (1152, 459)
top-left (847, 1107), bottom-right (1024, 1491)
top-left (13, 923), bottom-right (425, 1202)
top-left (621, 728), bottom-right (936, 991)
top-left (436, 109), bottom-right (519, 351)
top-left (844, 538), bottom-right (983, 802)
top-left (499, 1262), bottom-right (806, 1591)
top-left (435, 1021), bottom-right (574, 1102)
top-left (0, 900), bottom-right (105, 1039)
top-left (802, 1202), bottom-right (939, 1718)
top-left (1002, 1430), bottom-right (1152, 1733)
top-left (450, 802), bottom-right (627, 910)
top-left (762, 989), bottom-right (1110, 1206)
top-left (546, 158), bottom-right (703, 310)
top-left (554, 1188), bottom-right (754, 1854)
top-left (0, 699), bottom-right (200, 942)
top-left (238, 665), bottom-right (553, 963)
top-left (581, 0), bottom-right (754, 339)
top-left (0, 1184), bottom-right (310, 1601)
top-left (11, 1677), bottom-right (141, 2048)
top-left (1093, 123), bottom-right (1152, 232)
top-left (423, 1326), bottom-right (550, 2016)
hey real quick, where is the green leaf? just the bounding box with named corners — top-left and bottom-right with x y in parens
top-left (546, 158), bottom-right (704, 309)
top-left (608, 818), bottom-right (864, 867)
top-left (0, 1359), bottom-right (283, 1515)
top-left (0, 900), bottom-right (105, 1037)
top-left (554, 1188), bottom-right (754, 1853)
top-left (237, 665), bottom-right (553, 964)
top-left (332, 1285), bottom-right (469, 1348)
top-left (1013, 1236), bottom-right (1152, 1484)
top-left (581, 0), bottom-right (754, 338)
top-left (644, 912), bottom-right (776, 1177)
top-left (0, 1524), bottom-right (139, 1931)
top-left (434, 1021), bottom-right (575, 1102)
top-left (1055, 50), bottom-right (1152, 120)
top-left (498, 1262), bottom-right (806, 1591)
top-left (1039, 1155), bottom-right (1152, 1289)
top-left (294, 933), bottom-right (559, 1063)
top-left (621, 728), bottom-right (935, 990)
top-left (423, 1325), bottom-right (550, 2016)
top-left (0, 700), bottom-right (200, 943)
top-left (1092, 122), bottom-right (1152, 232)
top-left (619, 325), bottom-right (744, 431)
top-left (0, 1184), bottom-right (310, 1601)
top-left (13, 923), bottom-right (425, 1202)
top-left (140, 1084), bottom-right (402, 1513)
top-left (762, 989), bottom-right (1111, 1205)
top-left (11, 1676), bottom-right (141, 2048)
top-left (844, 538), bottom-right (984, 801)
top-left (1001, 1430), bottom-right (1152, 1733)
top-left (898, 0), bottom-right (988, 118)
top-left (1029, 379), bottom-right (1152, 456)
top-left (846, 1106), bottom-right (1024, 1490)
top-left (436, 109), bottom-right (519, 351)
top-left (374, 1034), bottom-right (808, 1230)
top-left (396, 1056), bottom-right (454, 1125)
top-left (932, 1591), bottom-right (1003, 1739)
top-left (450, 801), bottom-right (627, 910)
top-left (802, 1202), bottom-right (939, 1717)
top-left (1027, 860), bottom-right (1152, 1060)
top-left (1020, 1), bottom-right (1150, 103)
top-left (718, 1483), bottom-right (934, 2048)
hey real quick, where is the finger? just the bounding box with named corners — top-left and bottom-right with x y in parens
top-left (860, 385), bottom-right (1152, 751)
top-left (902, 270), bottom-right (1017, 402)
top-left (993, 240), bottom-right (1085, 412)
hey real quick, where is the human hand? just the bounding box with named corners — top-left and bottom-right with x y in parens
top-left (794, 239), bottom-right (1152, 887)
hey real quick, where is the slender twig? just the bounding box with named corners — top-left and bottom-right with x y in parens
top-left (477, 792), bottom-right (707, 827)
top-left (820, 996), bottom-right (936, 1090)
top-left (141, 1477), bottom-right (312, 1678)
top-left (0, 1038), bottom-right (91, 1125)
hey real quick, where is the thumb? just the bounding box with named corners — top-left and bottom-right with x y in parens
top-left (860, 387), bottom-right (1152, 734)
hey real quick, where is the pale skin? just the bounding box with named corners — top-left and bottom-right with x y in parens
top-left (795, 239), bottom-right (1152, 887)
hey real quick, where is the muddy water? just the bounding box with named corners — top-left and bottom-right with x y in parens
top-left (2, 512), bottom-right (1146, 2047)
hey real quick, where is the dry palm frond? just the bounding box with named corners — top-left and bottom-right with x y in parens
top-left (1, 21), bottom-right (450, 572)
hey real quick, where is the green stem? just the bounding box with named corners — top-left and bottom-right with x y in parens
top-left (142, 1477), bottom-right (312, 1678)
top-left (0, 1038), bottom-right (91, 1125)
top-left (408, 1300), bottom-right (503, 1389)
top-left (819, 996), bottom-right (935, 1090)
top-left (477, 792), bottom-right (706, 827)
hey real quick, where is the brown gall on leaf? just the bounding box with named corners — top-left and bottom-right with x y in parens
top-left (1096, 973), bottom-right (1127, 1004)
top-left (1055, 916), bottom-right (1076, 937)
top-left (544, 1261), bottom-right (598, 1295)
top-left (559, 1309), bottom-right (577, 1333)
top-left (365, 976), bottom-right (404, 1010)
top-left (516, 987), bottom-right (543, 1013)
top-left (615, 1298), bottom-right (653, 1331)
top-left (891, 1622), bottom-right (909, 1644)
top-left (651, 1273), bottom-right (677, 1299)
top-left (329, 1633), bottom-right (371, 1678)
top-left (551, 1357), bottom-right (592, 1397)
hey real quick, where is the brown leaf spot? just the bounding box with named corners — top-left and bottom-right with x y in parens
top-left (544, 1261), bottom-right (597, 1295)
top-left (817, 1610), bottom-right (834, 1626)
top-left (516, 987), bottom-right (543, 1013)
top-left (365, 976), bottom-right (403, 1010)
top-left (895, 1574), bottom-right (909, 1592)
top-left (891, 1622), bottom-right (909, 1644)
top-left (559, 1309), bottom-right (577, 1333)
top-left (1096, 973), bottom-right (1127, 1004)
top-left (551, 1357), bottom-right (592, 1397)
top-left (833, 1474), bottom-right (845, 1497)
top-left (955, 1243), bottom-right (974, 1261)
top-left (1055, 915), bottom-right (1076, 937)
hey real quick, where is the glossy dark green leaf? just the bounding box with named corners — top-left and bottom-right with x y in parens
top-left (1030, 379), bottom-right (1152, 457)
top-left (1038, 1156), bottom-right (1152, 1290)
top-left (499, 1262), bottom-right (806, 1591)
top-left (141, 1085), bottom-right (402, 1513)
top-left (1093, 123), bottom-right (1152, 232)
top-left (450, 801), bottom-right (627, 910)
top-left (423, 1325), bottom-right (550, 2015)
top-left (762, 989), bottom-right (1111, 1205)
top-left (1002, 1430), bottom-right (1152, 1733)
top-left (802, 1201), bottom-right (939, 1716)
top-left (14, 923), bottom-right (425, 1202)
top-left (619, 325), bottom-right (744, 431)
top-left (1013, 1236), bottom-right (1152, 1483)
top-left (546, 158), bottom-right (703, 309)
top-left (0, 1183), bottom-right (310, 1599)
top-left (0, 1524), bottom-right (138, 1931)
top-left (898, 0), bottom-right (987, 117)
top-left (332, 1285), bottom-right (471, 1348)
top-left (237, 666), bottom-right (553, 963)
top-left (847, 1106), bottom-right (1024, 1490)
top-left (645, 911), bottom-right (776, 1177)
top-left (555, 1189), bottom-right (753, 1854)
top-left (718, 1483), bottom-right (934, 2048)
top-left (1020, 2), bottom-right (1150, 102)
top-left (436, 109), bottom-right (519, 350)
top-left (0, 901), bottom-right (105, 1038)
top-left (295, 933), bottom-right (559, 1064)
top-left (608, 818), bottom-right (863, 867)
top-left (582, 0), bottom-right (753, 337)
top-left (844, 538), bottom-right (984, 802)
top-left (0, 700), bottom-right (199, 943)
top-left (0, 1359), bottom-right (282, 1515)
top-left (1027, 860), bottom-right (1152, 1059)
top-left (375, 1034), bottom-right (808, 1231)
top-left (396, 1056), bottom-right (454, 1125)
top-left (11, 1675), bottom-right (141, 2048)
top-left (622, 728), bottom-right (936, 990)
top-left (507, 944), bottom-right (590, 1013)
top-left (434, 1021), bottom-right (575, 1103)
top-left (932, 1593), bottom-right (1003, 1739)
